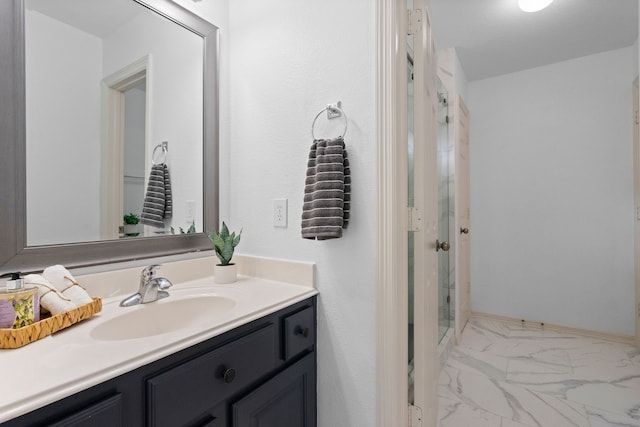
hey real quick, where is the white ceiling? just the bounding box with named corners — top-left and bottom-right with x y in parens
top-left (429, 0), bottom-right (638, 81)
top-left (26, 0), bottom-right (145, 39)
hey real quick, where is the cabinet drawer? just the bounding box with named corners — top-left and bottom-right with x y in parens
top-left (283, 306), bottom-right (315, 360)
top-left (147, 324), bottom-right (276, 427)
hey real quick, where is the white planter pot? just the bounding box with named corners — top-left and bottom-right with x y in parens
top-left (214, 263), bottom-right (237, 284)
top-left (123, 224), bottom-right (139, 236)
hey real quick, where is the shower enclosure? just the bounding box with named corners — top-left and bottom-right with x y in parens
top-left (436, 78), bottom-right (453, 343)
top-left (408, 67), bottom-right (455, 406)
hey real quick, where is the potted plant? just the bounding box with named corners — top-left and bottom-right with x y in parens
top-left (208, 222), bottom-right (242, 284)
top-left (171, 221), bottom-right (197, 234)
top-left (123, 213), bottom-right (140, 236)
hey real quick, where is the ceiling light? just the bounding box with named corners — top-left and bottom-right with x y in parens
top-left (518, 0), bottom-right (553, 12)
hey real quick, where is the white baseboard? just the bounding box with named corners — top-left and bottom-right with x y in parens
top-left (471, 311), bottom-right (635, 346)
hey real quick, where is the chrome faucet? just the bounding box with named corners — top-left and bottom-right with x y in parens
top-left (120, 265), bottom-right (173, 307)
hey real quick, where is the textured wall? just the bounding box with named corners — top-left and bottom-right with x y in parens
top-left (468, 46), bottom-right (635, 335)
top-left (227, 1), bottom-right (377, 425)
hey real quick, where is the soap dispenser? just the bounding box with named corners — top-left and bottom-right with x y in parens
top-left (0, 272), bottom-right (40, 329)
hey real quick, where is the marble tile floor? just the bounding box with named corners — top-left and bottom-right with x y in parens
top-left (438, 317), bottom-right (640, 427)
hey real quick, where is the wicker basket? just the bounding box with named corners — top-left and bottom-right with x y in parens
top-left (0, 298), bottom-right (102, 349)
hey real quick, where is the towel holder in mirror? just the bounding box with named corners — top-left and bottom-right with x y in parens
top-left (152, 141), bottom-right (169, 165)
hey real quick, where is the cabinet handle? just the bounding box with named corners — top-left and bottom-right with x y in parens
top-left (222, 367), bottom-right (236, 384)
top-left (295, 326), bottom-right (310, 338)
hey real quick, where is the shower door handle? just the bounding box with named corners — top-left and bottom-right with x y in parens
top-left (436, 240), bottom-right (450, 252)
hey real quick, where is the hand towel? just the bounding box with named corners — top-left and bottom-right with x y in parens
top-left (140, 163), bottom-right (173, 228)
top-left (301, 137), bottom-right (350, 240)
top-left (24, 274), bottom-right (76, 315)
top-left (43, 265), bottom-right (93, 306)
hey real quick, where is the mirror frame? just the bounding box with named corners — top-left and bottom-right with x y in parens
top-left (0, 0), bottom-right (219, 273)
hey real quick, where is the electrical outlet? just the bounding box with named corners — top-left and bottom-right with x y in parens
top-left (186, 200), bottom-right (196, 223)
top-left (274, 199), bottom-right (288, 228)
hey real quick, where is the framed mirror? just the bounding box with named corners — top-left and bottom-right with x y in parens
top-left (0, 0), bottom-right (219, 273)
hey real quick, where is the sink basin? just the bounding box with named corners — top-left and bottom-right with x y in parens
top-left (90, 295), bottom-right (236, 341)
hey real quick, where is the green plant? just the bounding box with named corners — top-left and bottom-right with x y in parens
top-left (207, 222), bottom-right (242, 266)
top-left (171, 221), bottom-right (197, 235)
top-left (123, 213), bottom-right (139, 225)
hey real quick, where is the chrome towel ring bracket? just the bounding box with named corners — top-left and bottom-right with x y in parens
top-left (152, 141), bottom-right (168, 165)
top-left (311, 101), bottom-right (348, 140)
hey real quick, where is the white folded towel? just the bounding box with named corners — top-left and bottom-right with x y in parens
top-left (24, 274), bottom-right (76, 315)
top-left (43, 265), bottom-right (93, 306)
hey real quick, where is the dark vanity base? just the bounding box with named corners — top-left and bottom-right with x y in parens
top-left (3, 297), bottom-right (317, 427)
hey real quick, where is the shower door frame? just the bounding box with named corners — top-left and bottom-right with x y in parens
top-left (634, 77), bottom-right (640, 349)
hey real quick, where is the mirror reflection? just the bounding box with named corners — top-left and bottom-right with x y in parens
top-left (25, 0), bottom-right (204, 246)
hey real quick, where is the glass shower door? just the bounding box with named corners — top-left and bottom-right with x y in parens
top-left (437, 78), bottom-right (451, 343)
top-left (407, 50), bottom-right (416, 404)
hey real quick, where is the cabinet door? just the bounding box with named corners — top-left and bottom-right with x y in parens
top-left (232, 354), bottom-right (316, 427)
top-left (47, 394), bottom-right (122, 427)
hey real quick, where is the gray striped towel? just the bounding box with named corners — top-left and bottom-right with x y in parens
top-left (140, 163), bottom-right (173, 228)
top-left (301, 137), bottom-right (350, 240)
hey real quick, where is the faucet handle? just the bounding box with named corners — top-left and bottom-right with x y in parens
top-left (141, 264), bottom-right (162, 281)
top-left (155, 277), bottom-right (173, 290)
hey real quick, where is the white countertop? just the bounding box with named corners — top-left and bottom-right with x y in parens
top-left (0, 272), bottom-right (317, 423)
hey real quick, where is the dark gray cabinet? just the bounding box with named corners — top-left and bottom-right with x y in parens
top-left (2, 297), bottom-right (316, 427)
top-left (232, 353), bottom-right (315, 427)
top-left (47, 394), bottom-right (123, 427)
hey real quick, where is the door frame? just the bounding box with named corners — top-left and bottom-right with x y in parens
top-left (376, 0), bottom-right (410, 425)
top-left (100, 55), bottom-right (152, 239)
top-left (376, 1), bottom-right (439, 426)
top-left (411, 4), bottom-right (439, 424)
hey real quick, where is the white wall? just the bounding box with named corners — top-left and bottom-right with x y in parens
top-left (123, 85), bottom-right (146, 217)
top-left (227, 1), bottom-right (377, 426)
top-left (468, 46), bottom-right (635, 335)
top-left (25, 10), bottom-right (103, 245)
top-left (634, 37), bottom-right (639, 79)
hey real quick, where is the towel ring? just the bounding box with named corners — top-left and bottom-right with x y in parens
top-left (152, 141), bottom-right (168, 165)
top-left (311, 104), bottom-right (348, 140)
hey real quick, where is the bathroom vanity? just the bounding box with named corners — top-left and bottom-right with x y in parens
top-left (4, 297), bottom-right (316, 427)
top-left (0, 258), bottom-right (318, 427)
